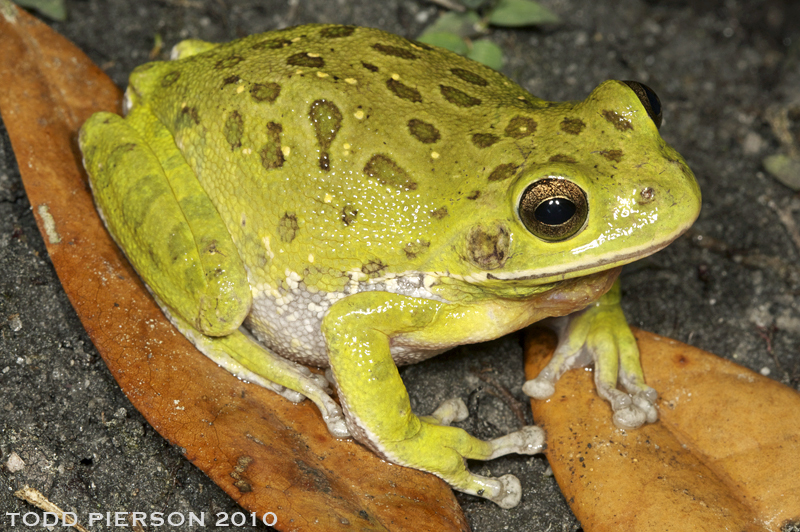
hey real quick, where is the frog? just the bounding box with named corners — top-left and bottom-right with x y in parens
top-left (78, 24), bottom-right (701, 509)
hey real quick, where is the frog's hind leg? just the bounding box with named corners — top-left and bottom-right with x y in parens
top-left (80, 108), bottom-right (347, 438)
top-left (166, 309), bottom-right (349, 438)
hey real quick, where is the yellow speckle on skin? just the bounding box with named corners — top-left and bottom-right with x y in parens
top-left (354, 110), bottom-right (365, 120)
top-left (236, 85), bottom-right (245, 93)
top-left (317, 72), bottom-right (329, 78)
top-left (295, 70), bottom-right (304, 76)
top-left (263, 235), bottom-right (274, 259)
top-left (324, 193), bottom-right (333, 203)
top-left (519, 126), bottom-right (528, 132)
top-left (391, 73), bottom-right (400, 80)
top-left (308, 254), bottom-right (315, 263)
top-left (291, 37), bottom-right (302, 42)
top-left (431, 151), bottom-right (440, 159)
top-left (180, 101), bottom-right (187, 109)
top-left (343, 143), bottom-right (351, 150)
top-left (242, 148), bottom-right (252, 155)
top-left (345, 78), bottom-right (357, 84)
top-left (307, 52), bottom-right (320, 57)
top-left (517, 96), bottom-right (525, 100)
top-left (281, 146), bottom-right (291, 157)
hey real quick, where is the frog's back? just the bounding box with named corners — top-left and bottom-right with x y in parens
top-left (127, 25), bottom-right (547, 296)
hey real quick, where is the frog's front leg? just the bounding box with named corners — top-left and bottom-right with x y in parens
top-left (322, 293), bottom-right (545, 509)
top-left (523, 280), bottom-right (658, 429)
top-left (79, 108), bottom-right (348, 438)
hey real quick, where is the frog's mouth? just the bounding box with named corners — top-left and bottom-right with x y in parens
top-left (482, 223), bottom-right (689, 284)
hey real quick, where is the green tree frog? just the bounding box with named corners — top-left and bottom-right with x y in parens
top-left (79, 24), bottom-right (701, 508)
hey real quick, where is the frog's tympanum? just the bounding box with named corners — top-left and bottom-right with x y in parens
top-left (80, 25), bottom-right (700, 508)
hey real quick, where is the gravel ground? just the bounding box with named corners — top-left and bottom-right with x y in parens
top-left (1, 1), bottom-right (799, 531)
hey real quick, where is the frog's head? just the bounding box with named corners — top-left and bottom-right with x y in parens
top-left (429, 80), bottom-right (701, 297)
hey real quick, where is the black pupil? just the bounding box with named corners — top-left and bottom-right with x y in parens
top-left (535, 198), bottom-right (576, 226)
top-left (644, 86), bottom-right (661, 118)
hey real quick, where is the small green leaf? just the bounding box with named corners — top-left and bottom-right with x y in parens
top-left (417, 32), bottom-right (470, 56)
top-left (13, 0), bottom-right (66, 20)
top-left (420, 11), bottom-right (481, 38)
top-left (467, 39), bottom-right (504, 70)
top-left (763, 153), bottom-right (800, 191)
top-left (487, 0), bottom-right (560, 27)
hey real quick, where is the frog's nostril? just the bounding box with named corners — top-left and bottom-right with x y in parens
top-left (639, 187), bottom-right (655, 204)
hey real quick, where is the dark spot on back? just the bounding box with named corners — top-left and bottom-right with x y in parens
top-left (215, 55), bottom-right (243, 70)
top-left (549, 154), bottom-right (577, 163)
top-left (223, 111), bottom-right (244, 150)
top-left (467, 190), bottom-right (481, 200)
top-left (320, 25), bottom-right (356, 38)
top-left (411, 41), bottom-right (434, 52)
top-left (403, 240), bottom-right (430, 259)
top-left (251, 82), bottom-right (281, 103)
top-left (252, 38), bottom-right (292, 50)
top-left (177, 106), bottom-right (200, 128)
top-left (342, 206), bottom-right (358, 226)
top-left (466, 223), bottom-right (510, 270)
top-left (505, 116), bottom-right (537, 139)
top-left (221, 75), bottom-right (240, 88)
top-left (363, 154), bottom-right (417, 191)
top-left (161, 71), bottom-right (181, 87)
top-left (472, 133), bottom-right (499, 148)
top-left (387, 78), bottom-right (422, 103)
top-left (309, 100), bottom-right (343, 172)
top-left (488, 163), bottom-right (518, 182)
top-left (371, 43), bottom-right (417, 60)
top-left (440, 85), bottom-right (481, 108)
top-left (450, 68), bottom-right (489, 87)
top-left (260, 122), bottom-right (284, 170)
top-left (361, 259), bottom-right (387, 277)
top-left (602, 110), bottom-right (633, 131)
top-left (599, 149), bottom-right (623, 162)
top-left (407, 119), bottom-right (440, 144)
top-left (561, 118), bottom-right (586, 135)
top-left (287, 52), bottom-right (325, 68)
top-left (278, 213), bottom-right (299, 243)
top-left (429, 207), bottom-right (448, 219)
top-left (361, 62), bottom-right (379, 72)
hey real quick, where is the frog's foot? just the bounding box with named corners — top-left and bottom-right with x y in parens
top-left (374, 422), bottom-right (545, 508)
top-left (523, 281), bottom-right (658, 429)
top-left (168, 312), bottom-right (349, 438)
top-left (421, 398), bottom-right (469, 426)
top-left (377, 422), bottom-right (545, 508)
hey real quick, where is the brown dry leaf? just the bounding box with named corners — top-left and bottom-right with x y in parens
top-left (525, 327), bottom-right (800, 532)
top-left (0, 4), bottom-right (469, 531)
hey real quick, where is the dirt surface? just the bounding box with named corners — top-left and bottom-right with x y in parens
top-left (1, 1), bottom-right (799, 531)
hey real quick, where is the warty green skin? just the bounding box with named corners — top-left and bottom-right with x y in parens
top-left (78, 24), bottom-right (701, 508)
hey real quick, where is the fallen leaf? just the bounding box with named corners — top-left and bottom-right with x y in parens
top-left (525, 327), bottom-right (800, 532)
top-left (0, 4), bottom-right (469, 531)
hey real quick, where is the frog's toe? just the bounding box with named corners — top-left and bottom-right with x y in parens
top-left (456, 472), bottom-right (523, 509)
top-left (491, 474), bottom-right (523, 509)
top-left (522, 374), bottom-right (556, 399)
top-left (487, 426), bottom-right (546, 459)
top-left (631, 389), bottom-right (658, 424)
top-left (612, 405), bottom-right (647, 429)
top-left (423, 398), bottom-right (469, 426)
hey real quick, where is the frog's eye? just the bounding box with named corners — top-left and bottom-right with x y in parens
top-left (622, 80), bottom-right (662, 129)
top-left (518, 178), bottom-right (588, 242)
